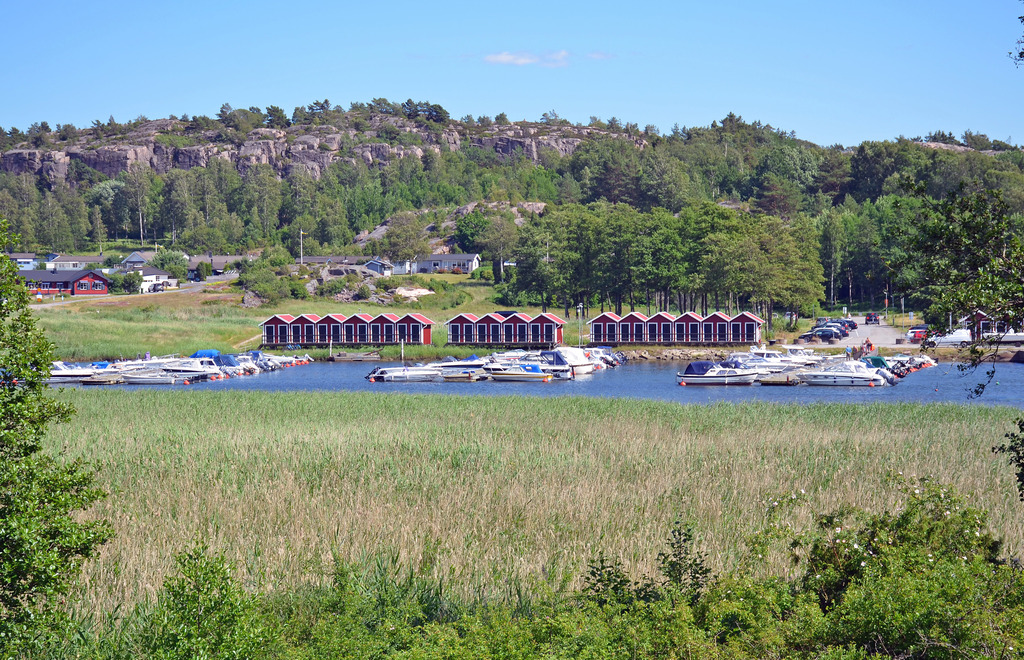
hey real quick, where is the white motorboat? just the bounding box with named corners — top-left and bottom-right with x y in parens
top-left (799, 360), bottom-right (888, 387)
top-left (365, 366), bottom-right (442, 382)
top-left (163, 357), bottom-right (224, 378)
top-left (427, 355), bottom-right (494, 370)
top-left (488, 363), bottom-right (554, 382)
top-left (676, 361), bottom-right (759, 385)
top-left (122, 370), bottom-right (182, 385)
top-left (47, 361), bottom-right (99, 383)
top-left (552, 346), bottom-right (595, 375)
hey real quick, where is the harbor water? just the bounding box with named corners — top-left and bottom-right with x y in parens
top-left (125, 360), bottom-right (1024, 407)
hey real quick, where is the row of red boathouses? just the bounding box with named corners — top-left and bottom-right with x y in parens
top-left (588, 311), bottom-right (764, 344)
top-left (444, 312), bottom-right (566, 347)
top-left (261, 313), bottom-right (435, 346)
top-left (260, 310), bottom-right (765, 347)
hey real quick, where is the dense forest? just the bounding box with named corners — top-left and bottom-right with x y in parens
top-left (3, 98), bottom-right (1023, 322)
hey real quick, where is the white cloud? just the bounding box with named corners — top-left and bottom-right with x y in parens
top-left (542, 50), bottom-right (569, 68)
top-left (485, 52), bottom-right (540, 66)
top-left (586, 51), bottom-right (614, 60)
top-left (484, 50), bottom-right (571, 67)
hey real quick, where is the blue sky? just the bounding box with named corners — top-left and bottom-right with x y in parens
top-left (5, 0), bottom-right (1023, 148)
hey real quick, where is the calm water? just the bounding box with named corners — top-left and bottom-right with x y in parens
top-left (129, 360), bottom-right (1024, 407)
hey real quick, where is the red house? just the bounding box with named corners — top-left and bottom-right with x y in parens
top-left (291, 314), bottom-right (321, 345)
top-left (675, 311), bottom-right (703, 343)
top-left (342, 313), bottom-right (374, 344)
top-left (702, 311), bottom-right (731, 343)
top-left (588, 312), bottom-right (622, 343)
top-left (396, 313), bottom-right (434, 345)
top-left (646, 312), bottom-right (676, 343)
top-left (501, 312), bottom-right (532, 344)
top-left (473, 312), bottom-right (507, 344)
top-left (368, 313), bottom-right (400, 344)
top-left (261, 314), bottom-right (295, 346)
top-left (23, 269), bottom-right (110, 297)
top-left (617, 312), bottom-right (649, 343)
top-left (730, 312), bottom-right (764, 343)
top-left (445, 313), bottom-right (480, 344)
top-left (320, 313), bottom-right (347, 345)
top-left (531, 312), bottom-right (566, 345)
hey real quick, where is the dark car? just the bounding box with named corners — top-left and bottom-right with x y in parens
top-left (799, 327), bottom-right (840, 342)
top-left (831, 318), bottom-right (858, 330)
top-left (865, 312), bottom-right (880, 325)
top-left (823, 323), bottom-right (849, 337)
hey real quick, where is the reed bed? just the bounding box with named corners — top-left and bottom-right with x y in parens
top-left (48, 390), bottom-right (1023, 617)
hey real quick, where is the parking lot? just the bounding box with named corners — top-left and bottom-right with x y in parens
top-left (804, 316), bottom-right (915, 349)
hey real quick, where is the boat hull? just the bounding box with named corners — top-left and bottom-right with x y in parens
top-left (676, 374), bottom-right (758, 386)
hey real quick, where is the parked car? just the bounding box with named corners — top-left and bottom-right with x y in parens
top-left (865, 312), bottom-right (880, 325)
top-left (799, 327), bottom-right (841, 342)
top-left (922, 328), bottom-right (972, 349)
top-left (831, 318), bottom-right (858, 330)
top-left (906, 326), bottom-right (928, 343)
top-left (823, 323), bottom-right (849, 338)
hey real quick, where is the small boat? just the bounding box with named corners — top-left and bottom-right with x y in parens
top-left (676, 361), bottom-right (759, 386)
top-left (47, 361), bottom-right (99, 383)
top-left (328, 351), bottom-right (382, 362)
top-left (488, 363), bottom-right (554, 382)
top-left (799, 360), bottom-right (888, 387)
top-left (81, 373), bottom-right (125, 386)
top-left (442, 369), bottom-right (487, 382)
top-left (365, 366), bottom-right (442, 382)
top-left (122, 370), bottom-right (181, 385)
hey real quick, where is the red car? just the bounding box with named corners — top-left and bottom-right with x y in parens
top-left (909, 328), bottom-right (927, 343)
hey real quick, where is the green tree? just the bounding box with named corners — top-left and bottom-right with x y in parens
top-left (0, 216), bottom-right (111, 653)
top-left (381, 212), bottom-right (429, 262)
top-left (149, 250), bottom-right (189, 282)
top-left (122, 270), bottom-right (143, 294)
top-left (121, 163), bottom-right (153, 246)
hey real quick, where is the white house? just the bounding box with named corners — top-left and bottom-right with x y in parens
top-left (3, 253), bottom-right (39, 270)
top-left (137, 267), bottom-right (178, 293)
top-left (393, 253), bottom-right (481, 275)
top-left (44, 254), bottom-right (105, 271)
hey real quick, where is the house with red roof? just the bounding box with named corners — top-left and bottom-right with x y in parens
top-left (342, 313), bottom-right (374, 344)
top-left (396, 313), bottom-right (434, 345)
top-left (260, 314), bottom-right (295, 346)
top-left (588, 312), bottom-right (622, 343)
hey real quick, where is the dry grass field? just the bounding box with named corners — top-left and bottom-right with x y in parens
top-left (49, 389), bottom-right (1024, 617)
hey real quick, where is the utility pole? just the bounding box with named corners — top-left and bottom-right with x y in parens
top-left (299, 230), bottom-right (307, 266)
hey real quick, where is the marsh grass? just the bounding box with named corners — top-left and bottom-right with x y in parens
top-left (48, 390), bottom-right (1024, 618)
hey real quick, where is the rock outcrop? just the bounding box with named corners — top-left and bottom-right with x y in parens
top-left (0, 117), bottom-right (645, 185)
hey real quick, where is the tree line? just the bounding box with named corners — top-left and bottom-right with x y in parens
top-left (2, 105), bottom-right (1023, 317)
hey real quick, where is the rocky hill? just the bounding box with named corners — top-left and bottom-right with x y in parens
top-left (0, 114), bottom-right (646, 186)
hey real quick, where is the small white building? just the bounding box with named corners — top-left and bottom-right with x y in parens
top-left (137, 267), bottom-right (178, 293)
top-left (44, 254), bottom-right (105, 271)
top-left (393, 253), bottom-right (481, 275)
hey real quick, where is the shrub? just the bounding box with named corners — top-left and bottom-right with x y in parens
top-left (316, 279), bottom-right (349, 298)
top-left (142, 545), bottom-right (273, 659)
top-left (288, 279), bottom-right (309, 299)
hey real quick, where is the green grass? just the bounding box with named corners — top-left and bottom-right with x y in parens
top-left (48, 390), bottom-right (1024, 618)
top-left (31, 278), bottom-right (599, 360)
